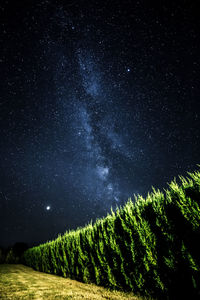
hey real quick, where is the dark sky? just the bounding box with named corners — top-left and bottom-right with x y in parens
top-left (0, 0), bottom-right (200, 247)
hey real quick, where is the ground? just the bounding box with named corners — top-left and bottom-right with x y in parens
top-left (0, 264), bottom-right (142, 300)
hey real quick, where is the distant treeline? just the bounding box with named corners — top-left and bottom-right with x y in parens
top-left (23, 169), bottom-right (200, 299)
top-left (0, 243), bottom-right (28, 264)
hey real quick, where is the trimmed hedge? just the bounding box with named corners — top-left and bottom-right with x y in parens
top-left (24, 169), bottom-right (200, 299)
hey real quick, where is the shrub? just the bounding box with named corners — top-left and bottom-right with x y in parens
top-left (23, 168), bottom-right (200, 299)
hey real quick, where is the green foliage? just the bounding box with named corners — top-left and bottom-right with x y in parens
top-left (23, 168), bottom-right (200, 299)
top-left (5, 248), bottom-right (19, 264)
top-left (0, 243), bottom-right (28, 264)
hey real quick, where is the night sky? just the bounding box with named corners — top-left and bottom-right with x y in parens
top-left (0, 0), bottom-right (200, 247)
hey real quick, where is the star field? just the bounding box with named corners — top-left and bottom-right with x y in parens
top-left (0, 0), bottom-right (200, 247)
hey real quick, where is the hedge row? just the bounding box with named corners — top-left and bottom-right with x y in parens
top-left (24, 169), bottom-right (200, 299)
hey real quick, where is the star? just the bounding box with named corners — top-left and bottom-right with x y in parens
top-left (1, 0), bottom-right (199, 250)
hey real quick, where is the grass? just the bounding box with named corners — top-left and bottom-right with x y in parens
top-left (0, 264), bottom-right (143, 299)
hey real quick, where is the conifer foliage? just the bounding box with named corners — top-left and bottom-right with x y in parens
top-left (24, 169), bottom-right (200, 299)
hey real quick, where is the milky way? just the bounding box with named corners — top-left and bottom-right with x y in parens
top-left (0, 1), bottom-right (200, 246)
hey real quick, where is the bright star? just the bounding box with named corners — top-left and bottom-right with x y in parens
top-left (46, 206), bottom-right (51, 210)
top-left (127, 68), bottom-right (130, 72)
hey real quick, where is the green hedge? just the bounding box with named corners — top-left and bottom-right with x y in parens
top-left (24, 169), bottom-right (200, 299)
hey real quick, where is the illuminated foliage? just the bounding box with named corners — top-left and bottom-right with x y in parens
top-left (24, 169), bottom-right (200, 299)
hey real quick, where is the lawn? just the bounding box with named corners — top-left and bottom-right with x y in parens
top-left (0, 264), bottom-right (142, 299)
